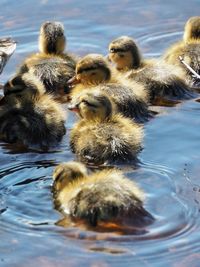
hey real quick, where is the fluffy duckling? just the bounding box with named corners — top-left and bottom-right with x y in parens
top-left (109, 36), bottom-right (192, 102)
top-left (52, 161), bottom-right (153, 227)
top-left (17, 21), bottom-right (77, 95)
top-left (0, 73), bottom-right (66, 147)
top-left (68, 53), bottom-right (151, 123)
top-left (0, 37), bottom-right (16, 75)
top-left (163, 17), bottom-right (200, 86)
top-left (68, 91), bottom-right (143, 165)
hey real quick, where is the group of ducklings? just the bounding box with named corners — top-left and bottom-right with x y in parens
top-left (1, 16), bottom-right (200, 229)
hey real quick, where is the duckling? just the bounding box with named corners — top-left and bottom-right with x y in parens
top-left (16, 21), bottom-right (77, 95)
top-left (108, 36), bottom-right (192, 102)
top-left (68, 53), bottom-right (151, 123)
top-left (0, 73), bottom-right (66, 147)
top-left (0, 37), bottom-right (16, 74)
top-left (52, 161), bottom-right (153, 227)
top-left (68, 91), bottom-right (143, 165)
top-left (163, 16), bottom-right (200, 86)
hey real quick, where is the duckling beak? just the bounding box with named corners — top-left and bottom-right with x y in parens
top-left (67, 76), bottom-right (81, 88)
top-left (68, 103), bottom-right (80, 112)
top-left (105, 54), bottom-right (111, 62)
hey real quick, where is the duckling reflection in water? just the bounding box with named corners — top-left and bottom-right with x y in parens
top-left (68, 53), bottom-right (152, 123)
top-left (16, 21), bottom-right (77, 96)
top-left (0, 73), bottom-right (66, 147)
top-left (68, 91), bottom-right (143, 165)
top-left (163, 16), bottom-right (200, 87)
top-left (53, 162), bottom-right (154, 228)
top-left (108, 36), bottom-right (192, 103)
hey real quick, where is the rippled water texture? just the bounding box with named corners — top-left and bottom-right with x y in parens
top-left (1, 0), bottom-right (200, 266)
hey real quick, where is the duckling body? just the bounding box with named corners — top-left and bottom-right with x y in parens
top-left (69, 54), bottom-right (150, 123)
top-left (163, 17), bottom-right (200, 86)
top-left (53, 162), bottom-right (153, 227)
top-left (0, 37), bottom-right (16, 74)
top-left (17, 21), bottom-right (77, 95)
top-left (0, 73), bottom-right (66, 147)
top-left (69, 91), bottom-right (143, 165)
top-left (109, 36), bottom-right (192, 102)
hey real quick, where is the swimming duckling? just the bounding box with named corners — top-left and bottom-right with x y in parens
top-left (68, 91), bottom-right (143, 165)
top-left (68, 53), bottom-right (151, 123)
top-left (163, 17), bottom-right (200, 86)
top-left (0, 37), bottom-right (16, 75)
top-left (52, 161), bottom-right (153, 227)
top-left (108, 36), bottom-right (192, 102)
top-left (0, 73), bottom-right (66, 147)
top-left (17, 21), bottom-right (77, 95)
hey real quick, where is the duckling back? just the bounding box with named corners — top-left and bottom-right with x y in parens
top-left (23, 54), bottom-right (76, 94)
top-left (96, 82), bottom-right (150, 122)
top-left (70, 113), bottom-right (143, 165)
top-left (127, 60), bottom-right (193, 101)
top-left (0, 98), bottom-right (65, 146)
top-left (53, 165), bottom-right (153, 227)
top-left (0, 74), bottom-right (66, 147)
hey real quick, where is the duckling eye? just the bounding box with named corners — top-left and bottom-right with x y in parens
top-left (82, 100), bottom-right (97, 108)
top-left (110, 48), bottom-right (115, 53)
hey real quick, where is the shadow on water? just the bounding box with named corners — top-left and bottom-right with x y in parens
top-left (1, 1), bottom-right (200, 267)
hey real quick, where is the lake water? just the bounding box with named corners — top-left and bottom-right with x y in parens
top-left (0, 1), bottom-right (200, 266)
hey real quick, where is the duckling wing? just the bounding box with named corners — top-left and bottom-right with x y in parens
top-left (68, 182), bottom-right (153, 227)
top-left (70, 122), bottom-right (141, 164)
top-left (28, 58), bottom-right (75, 93)
top-left (127, 63), bottom-right (193, 101)
top-left (0, 102), bottom-right (65, 146)
top-left (100, 84), bottom-right (150, 122)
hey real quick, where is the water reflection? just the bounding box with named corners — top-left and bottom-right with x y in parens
top-left (1, 0), bottom-right (200, 267)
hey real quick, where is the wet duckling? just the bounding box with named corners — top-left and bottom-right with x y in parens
top-left (163, 16), bottom-right (200, 86)
top-left (17, 21), bottom-right (77, 95)
top-left (0, 73), bottom-right (66, 147)
top-left (0, 37), bottom-right (16, 75)
top-left (109, 36), bottom-right (192, 102)
top-left (68, 91), bottom-right (143, 165)
top-left (68, 53), bottom-right (151, 123)
top-left (52, 161), bottom-right (153, 227)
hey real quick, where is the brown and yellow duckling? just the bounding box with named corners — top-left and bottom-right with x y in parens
top-left (0, 73), bottom-right (66, 147)
top-left (52, 161), bottom-right (153, 227)
top-left (163, 16), bottom-right (200, 86)
top-left (108, 36), bottom-right (192, 103)
top-left (16, 21), bottom-right (77, 96)
top-left (68, 91), bottom-right (143, 165)
top-left (68, 53), bottom-right (151, 123)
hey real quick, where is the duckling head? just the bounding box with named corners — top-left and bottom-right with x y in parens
top-left (184, 16), bottom-right (200, 42)
top-left (68, 91), bottom-right (113, 121)
top-left (39, 21), bottom-right (66, 54)
top-left (4, 73), bottom-right (45, 101)
top-left (53, 162), bottom-right (88, 191)
top-left (68, 54), bottom-right (111, 87)
top-left (108, 36), bottom-right (141, 70)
